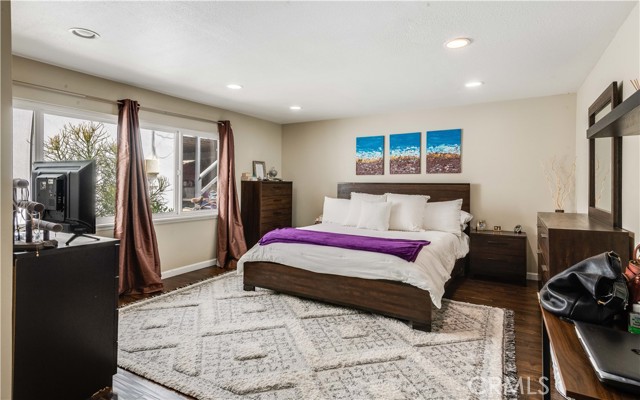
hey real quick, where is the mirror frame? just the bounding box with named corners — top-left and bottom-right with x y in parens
top-left (588, 82), bottom-right (622, 227)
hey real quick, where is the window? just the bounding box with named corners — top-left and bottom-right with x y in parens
top-left (12, 108), bottom-right (34, 182)
top-left (181, 135), bottom-right (218, 212)
top-left (140, 128), bottom-right (218, 215)
top-left (42, 113), bottom-right (118, 218)
top-left (12, 101), bottom-right (218, 225)
top-left (141, 128), bottom-right (177, 214)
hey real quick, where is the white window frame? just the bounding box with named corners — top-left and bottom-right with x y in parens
top-left (140, 123), bottom-right (220, 225)
top-left (13, 99), bottom-right (219, 229)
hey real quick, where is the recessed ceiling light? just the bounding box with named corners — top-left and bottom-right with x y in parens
top-left (289, 105), bottom-right (302, 111)
top-left (445, 38), bottom-right (472, 49)
top-left (226, 84), bottom-right (243, 90)
top-left (69, 27), bottom-right (100, 39)
top-left (465, 81), bottom-right (484, 88)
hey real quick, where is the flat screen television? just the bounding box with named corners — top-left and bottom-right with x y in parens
top-left (32, 160), bottom-right (98, 245)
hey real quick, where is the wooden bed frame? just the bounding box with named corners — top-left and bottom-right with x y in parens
top-left (243, 182), bottom-right (471, 332)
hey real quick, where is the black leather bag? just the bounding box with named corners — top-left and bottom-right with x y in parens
top-left (540, 251), bottom-right (628, 324)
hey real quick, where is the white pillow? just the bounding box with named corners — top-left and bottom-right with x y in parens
top-left (460, 210), bottom-right (473, 230)
top-left (351, 192), bottom-right (387, 202)
top-left (356, 201), bottom-right (392, 231)
top-left (423, 199), bottom-right (464, 236)
top-left (385, 193), bottom-right (429, 231)
top-left (322, 197), bottom-right (351, 225)
top-left (344, 192), bottom-right (386, 226)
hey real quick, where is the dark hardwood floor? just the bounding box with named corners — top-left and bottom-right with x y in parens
top-left (114, 268), bottom-right (556, 400)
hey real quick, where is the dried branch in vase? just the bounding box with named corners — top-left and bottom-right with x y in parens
top-left (542, 156), bottom-right (576, 211)
top-left (631, 79), bottom-right (640, 92)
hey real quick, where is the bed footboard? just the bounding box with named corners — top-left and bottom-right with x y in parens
top-left (243, 261), bottom-right (432, 331)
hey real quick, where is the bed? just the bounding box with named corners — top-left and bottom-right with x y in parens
top-left (239, 182), bottom-right (471, 332)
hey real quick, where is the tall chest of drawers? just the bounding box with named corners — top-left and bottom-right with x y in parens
top-left (537, 212), bottom-right (631, 286)
top-left (241, 181), bottom-right (293, 247)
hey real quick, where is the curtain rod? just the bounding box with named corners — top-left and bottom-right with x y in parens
top-left (13, 80), bottom-right (224, 125)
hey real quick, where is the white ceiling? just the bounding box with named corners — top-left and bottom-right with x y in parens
top-left (11, 1), bottom-right (637, 124)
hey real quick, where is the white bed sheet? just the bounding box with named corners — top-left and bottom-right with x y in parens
top-left (237, 223), bottom-right (469, 308)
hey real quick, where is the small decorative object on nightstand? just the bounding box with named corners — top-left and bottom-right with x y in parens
top-left (470, 229), bottom-right (527, 286)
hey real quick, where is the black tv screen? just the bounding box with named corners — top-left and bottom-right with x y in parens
top-left (32, 160), bottom-right (96, 235)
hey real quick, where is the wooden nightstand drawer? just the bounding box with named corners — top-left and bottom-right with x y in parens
top-left (471, 233), bottom-right (524, 252)
top-left (471, 252), bottom-right (523, 265)
top-left (469, 230), bottom-right (527, 286)
top-left (471, 259), bottom-right (524, 282)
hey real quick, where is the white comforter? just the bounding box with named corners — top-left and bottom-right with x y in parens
top-left (237, 223), bottom-right (469, 308)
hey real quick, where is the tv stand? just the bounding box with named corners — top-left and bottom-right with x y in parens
top-left (65, 232), bottom-right (101, 246)
top-left (13, 235), bottom-right (119, 399)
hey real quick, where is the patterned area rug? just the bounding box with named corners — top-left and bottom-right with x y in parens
top-left (118, 272), bottom-right (517, 399)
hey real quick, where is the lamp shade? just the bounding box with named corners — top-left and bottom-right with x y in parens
top-left (145, 159), bottom-right (160, 175)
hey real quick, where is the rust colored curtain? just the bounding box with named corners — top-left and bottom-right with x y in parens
top-left (217, 120), bottom-right (247, 268)
top-left (115, 99), bottom-right (163, 294)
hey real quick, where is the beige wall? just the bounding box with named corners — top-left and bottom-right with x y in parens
top-left (575, 4), bottom-right (640, 237)
top-left (282, 94), bottom-right (577, 275)
top-left (1, 2), bottom-right (12, 397)
top-left (12, 56), bottom-right (283, 273)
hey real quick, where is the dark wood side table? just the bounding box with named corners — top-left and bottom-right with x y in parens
top-left (540, 304), bottom-right (635, 400)
top-left (469, 229), bottom-right (527, 286)
top-left (13, 234), bottom-right (119, 400)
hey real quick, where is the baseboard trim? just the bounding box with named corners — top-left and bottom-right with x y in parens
top-left (527, 272), bottom-right (539, 281)
top-left (161, 259), bottom-right (218, 279)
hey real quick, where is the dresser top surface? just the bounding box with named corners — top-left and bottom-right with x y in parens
top-left (242, 180), bottom-right (292, 184)
top-left (14, 234), bottom-right (119, 258)
top-left (538, 212), bottom-right (629, 233)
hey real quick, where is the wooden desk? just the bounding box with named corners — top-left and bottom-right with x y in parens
top-left (540, 305), bottom-right (636, 400)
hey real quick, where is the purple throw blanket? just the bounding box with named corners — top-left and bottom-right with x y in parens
top-left (259, 228), bottom-right (430, 262)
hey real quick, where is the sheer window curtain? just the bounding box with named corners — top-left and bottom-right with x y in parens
top-left (115, 99), bottom-right (163, 294)
top-left (217, 120), bottom-right (247, 268)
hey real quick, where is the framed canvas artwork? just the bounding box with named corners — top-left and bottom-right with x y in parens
top-left (390, 132), bottom-right (421, 174)
top-left (426, 129), bottom-right (462, 173)
top-left (356, 135), bottom-right (384, 175)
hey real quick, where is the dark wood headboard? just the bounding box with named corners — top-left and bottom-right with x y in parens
top-left (337, 182), bottom-right (471, 213)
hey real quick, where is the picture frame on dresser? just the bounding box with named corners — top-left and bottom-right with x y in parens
top-left (252, 160), bottom-right (266, 180)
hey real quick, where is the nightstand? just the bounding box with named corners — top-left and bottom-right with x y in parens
top-left (469, 230), bottom-right (527, 286)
